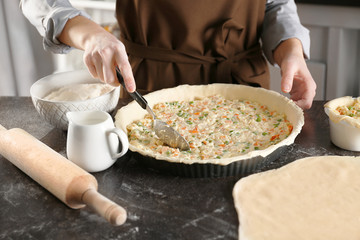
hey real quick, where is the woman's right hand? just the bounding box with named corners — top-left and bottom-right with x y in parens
top-left (58, 16), bottom-right (136, 92)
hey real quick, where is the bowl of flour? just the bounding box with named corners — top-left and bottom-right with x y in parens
top-left (30, 69), bottom-right (120, 130)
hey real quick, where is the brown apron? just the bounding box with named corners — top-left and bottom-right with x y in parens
top-left (116, 0), bottom-right (269, 97)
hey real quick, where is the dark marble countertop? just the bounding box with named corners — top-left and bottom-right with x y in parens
top-left (1, 97), bottom-right (359, 240)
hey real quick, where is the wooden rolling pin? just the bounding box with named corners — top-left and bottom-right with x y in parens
top-left (0, 124), bottom-right (126, 226)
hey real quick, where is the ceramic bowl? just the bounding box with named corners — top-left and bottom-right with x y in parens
top-left (324, 96), bottom-right (360, 151)
top-left (30, 69), bottom-right (120, 130)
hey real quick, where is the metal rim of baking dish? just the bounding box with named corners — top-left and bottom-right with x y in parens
top-left (132, 145), bottom-right (288, 178)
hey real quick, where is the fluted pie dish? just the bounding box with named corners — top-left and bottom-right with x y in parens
top-left (115, 84), bottom-right (304, 177)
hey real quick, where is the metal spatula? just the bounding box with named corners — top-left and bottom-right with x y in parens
top-left (115, 67), bottom-right (190, 151)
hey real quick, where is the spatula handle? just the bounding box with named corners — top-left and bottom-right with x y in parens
top-left (115, 67), bottom-right (148, 110)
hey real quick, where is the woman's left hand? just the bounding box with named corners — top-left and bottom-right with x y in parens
top-left (274, 38), bottom-right (317, 110)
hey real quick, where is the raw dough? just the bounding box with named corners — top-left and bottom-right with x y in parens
top-left (44, 83), bottom-right (114, 101)
top-left (233, 156), bottom-right (360, 240)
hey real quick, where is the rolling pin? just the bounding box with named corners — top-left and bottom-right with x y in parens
top-left (0, 124), bottom-right (126, 226)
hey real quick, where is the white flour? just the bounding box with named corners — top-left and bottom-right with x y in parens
top-left (44, 83), bottom-right (114, 101)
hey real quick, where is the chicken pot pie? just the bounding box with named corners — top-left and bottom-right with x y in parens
top-left (324, 96), bottom-right (360, 151)
top-left (115, 84), bottom-right (303, 176)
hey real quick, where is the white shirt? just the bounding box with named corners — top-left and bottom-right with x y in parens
top-left (19, 0), bottom-right (310, 64)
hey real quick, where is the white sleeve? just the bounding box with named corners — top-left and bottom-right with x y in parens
top-left (262, 0), bottom-right (310, 65)
top-left (20, 0), bottom-right (91, 54)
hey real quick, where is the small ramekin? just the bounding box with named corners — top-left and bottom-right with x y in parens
top-left (324, 96), bottom-right (360, 151)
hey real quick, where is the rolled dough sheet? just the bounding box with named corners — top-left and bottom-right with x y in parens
top-left (233, 156), bottom-right (360, 240)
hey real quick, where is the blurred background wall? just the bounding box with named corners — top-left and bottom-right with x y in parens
top-left (0, 0), bottom-right (54, 96)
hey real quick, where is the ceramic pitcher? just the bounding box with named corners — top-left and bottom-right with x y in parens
top-left (66, 110), bottom-right (129, 172)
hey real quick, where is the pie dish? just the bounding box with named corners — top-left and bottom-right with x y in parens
top-left (115, 84), bottom-right (304, 177)
top-left (324, 96), bottom-right (360, 151)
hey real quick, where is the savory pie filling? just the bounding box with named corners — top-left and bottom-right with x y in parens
top-left (126, 95), bottom-right (293, 160)
top-left (336, 100), bottom-right (360, 119)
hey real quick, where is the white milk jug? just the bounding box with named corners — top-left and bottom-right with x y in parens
top-left (66, 110), bottom-right (129, 172)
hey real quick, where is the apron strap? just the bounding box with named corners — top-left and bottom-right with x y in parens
top-left (121, 36), bottom-right (217, 64)
top-left (120, 36), bottom-right (262, 83)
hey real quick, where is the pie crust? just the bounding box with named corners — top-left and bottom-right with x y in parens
top-left (115, 84), bottom-right (303, 168)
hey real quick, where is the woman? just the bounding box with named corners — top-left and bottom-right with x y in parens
top-left (21, 0), bottom-right (316, 109)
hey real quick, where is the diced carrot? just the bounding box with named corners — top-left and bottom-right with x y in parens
top-left (189, 126), bottom-right (199, 134)
top-left (288, 125), bottom-right (293, 132)
top-left (271, 134), bottom-right (280, 141)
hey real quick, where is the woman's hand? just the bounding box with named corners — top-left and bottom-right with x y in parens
top-left (58, 16), bottom-right (136, 92)
top-left (273, 38), bottom-right (316, 110)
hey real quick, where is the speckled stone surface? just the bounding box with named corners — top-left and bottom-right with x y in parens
top-left (1, 97), bottom-right (359, 240)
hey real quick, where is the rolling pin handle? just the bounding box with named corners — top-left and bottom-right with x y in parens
top-left (81, 188), bottom-right (127, 226)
